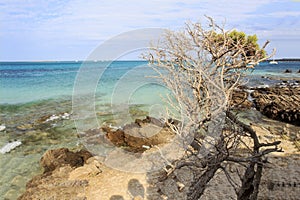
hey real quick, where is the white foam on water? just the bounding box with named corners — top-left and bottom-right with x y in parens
top-left (46, 113), bottom-right (70, 122)
top-left (0, 125), bottom-right (6, 132)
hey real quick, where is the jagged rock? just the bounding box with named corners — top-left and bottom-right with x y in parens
top-left (19, 150), bottom-right (148, 200)
top-left (231, 90), bottom-right (253, 109)
top-left (284, 69), bottom-right (292, 73)
top-left (18, 117), bottom-right (300, 200)
top-left (103, 116), bottom-right (175, 152)
top-left (18, 148), bottom-right (93, 200)
top-left (105, 129), bottom-right (126, 146)
top-left (40, 148), bottom-right (92, 173)
top-left (252, 86), bottom-right (300, 126)
top-left (18, 165), bottom-right (89, 200)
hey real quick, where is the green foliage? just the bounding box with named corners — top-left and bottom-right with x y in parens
top-left (212, 30), bottom-right (266, 60)
top-left (229, 30), bottom-right (266, 58)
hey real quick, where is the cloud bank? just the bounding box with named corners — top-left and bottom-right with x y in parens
top-left (1, 0), bottom-right (299, 60)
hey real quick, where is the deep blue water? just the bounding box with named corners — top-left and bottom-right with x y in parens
top-left (0, 60), bottom-right (299, 104)
top-left (246, 61), bottom-right (300, 87)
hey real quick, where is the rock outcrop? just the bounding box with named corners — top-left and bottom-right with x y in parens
top-left (18, 148), bottom-right (93, 200)
top-left (18, 148), bottom-right (148, 200)
top-left (230, 85), bottom-right (300, 126)
top-left (19, 114), bottom-right (300, 200)
top-left (40, 148), bottom-right (93, 173)
top-left (231, 89), bottom-right (253, 109)
top-left (103, 116), bottom-right (176, 152)
top-left (252, 86), bottom-right (300, 126)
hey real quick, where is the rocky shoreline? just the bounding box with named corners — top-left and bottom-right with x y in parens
top-left (232, 84), bottom-right (300, 126)
top-left (252, 86), bottom-right (300, 126)
top-left (17, 85), bottom-right (300, 199)
top-left (18, 114), bottom-right (300, 199)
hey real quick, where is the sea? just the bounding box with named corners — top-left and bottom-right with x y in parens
top-left (0, 60), bottom-right (299, 198)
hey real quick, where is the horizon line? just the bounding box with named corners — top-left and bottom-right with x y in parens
top-left (1, 57), bottom-right (300, 63)
top-left (0, 59), bottom-right (147, 63)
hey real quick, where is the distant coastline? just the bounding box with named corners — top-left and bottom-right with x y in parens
top-left (266, 58), bottom-right (300, 62)
top-left (1, 58), bottom-right (300, 63)
top-left (0, 60), bottom-right (146, 64)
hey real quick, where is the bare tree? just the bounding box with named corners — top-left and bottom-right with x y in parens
top-left (145, 17), bottom-right (270, 138)
top-left (144, 17), bottom-right (281, 199)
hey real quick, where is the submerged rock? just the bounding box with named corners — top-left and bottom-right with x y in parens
top-left (0, 141), bottom-right (22, 154)
top-left (36, 112), bottom-right (71, 124)
top-left (17, 123), bottom-right (33, 131)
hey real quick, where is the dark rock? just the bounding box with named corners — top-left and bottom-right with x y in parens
top-left (267, 181), bottom-right (275, 190)
top-left (132, 116), bottom-right (164, 127)
top-left (40, 148), bottom-right (92, 173)
top-left (144, 116), bottom-right (165, 127)
top-left (252, 86), bottom-right (300, 126)
top-left (103, 116), bottom-right (175, 152)
top-left (167, 118), bottom-right (181, 126)
top-left (231, 90), bottom-right (253, 109)
top-left (105, 128), bottom-right (126, 146)
top-left (284, 69), bottom-right (292, 73)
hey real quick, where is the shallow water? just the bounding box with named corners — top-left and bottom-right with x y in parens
top-left (0, 60), bottom-right (299, 199)
top-left (0, 97), bottom-right (156, 199)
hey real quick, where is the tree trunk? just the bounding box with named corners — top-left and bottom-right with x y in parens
top-left (237, 162), bottom-right (255, 200)
top-left (187, 163), bottom-right (221, 200)
top-left (250, 163), bottom-right (263, 200)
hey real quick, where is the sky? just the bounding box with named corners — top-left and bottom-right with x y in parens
top-left (1, 0), bottom-right (300, 61)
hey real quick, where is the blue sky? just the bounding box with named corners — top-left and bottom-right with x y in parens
top-left (1, 0), bottom-right (300, 61)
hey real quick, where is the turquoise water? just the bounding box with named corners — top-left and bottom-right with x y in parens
top-left (1, 61), bottom-right (299, 104)
top-left (0, 61), bottom-right (172, 199)
top-left (0, 61), bottom-right (156, 104)
top-left (0, 60), bottom-right (299, 199)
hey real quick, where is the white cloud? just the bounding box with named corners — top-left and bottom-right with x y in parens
top-left (0, 0), bottom-right (282, 40)
top-left (1, 0), bottom-right (299, 60)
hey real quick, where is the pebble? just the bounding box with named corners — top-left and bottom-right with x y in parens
top-left (11, 175), bottom-right (25, 187)
top-left (142, 145), bottom-right (150, 149)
